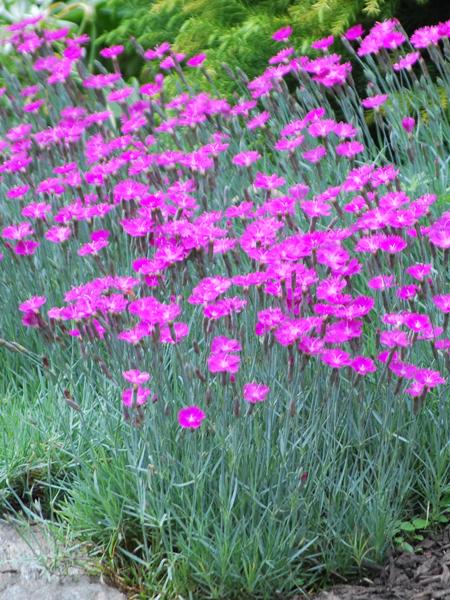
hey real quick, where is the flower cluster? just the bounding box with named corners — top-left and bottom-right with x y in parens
top-left (1, 14), bottom-right (449, 429)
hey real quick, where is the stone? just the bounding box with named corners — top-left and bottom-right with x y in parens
top-left (0, 522), bottom-right (125, 599)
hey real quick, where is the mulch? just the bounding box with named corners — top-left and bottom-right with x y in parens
top-left (308, 528), bottom-right (450, 600)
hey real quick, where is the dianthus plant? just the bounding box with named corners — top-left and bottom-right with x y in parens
top-left (0, 15), bottom-right (449, 425)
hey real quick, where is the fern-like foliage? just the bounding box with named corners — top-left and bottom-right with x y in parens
top-left (91, 0), bottom-right (437, 93)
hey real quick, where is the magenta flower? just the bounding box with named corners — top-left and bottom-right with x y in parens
top-left (211, 336), bottom-right (241, 353)
top-left (406, 263), bottom-right (432, 281)
top-left (243, 383), bottom-right (270, 404)
top-left (405, 381), bottom-right (425, 398)
top-left (410, 25), bottom-right (442, 48)
top-left (336, 141), bottom-right (365, 158)
top-left (433, 295), bottom-right (450, 313)
top-left (107, 87), bottom-right (134, 103)
top-left (397, 285), bottom-right (418, 301)
top-left (207, 352), bottom-right (241, 374)
top-left (361, 94), bottom-right (389, 110)
top-left (45, 226), bottom-right (71, 243)
top-left (232, 151), bottom-right (261, 167)
top-left (7, 185), bottom-right (30, 199)
top-left (100, 45), bottom-right (124, 59)
top-left (320, 349), bottom-right (352, 369)
top-left (378, 235), bottom-right (407, 254)
top-left (159, 322), bottom-right (189, 344)
top-left (253, 172), bottom-right (285, 190)
top-left (2, 222), bottom-right (34, 240)
top-left (308, 119), bottom-right (336, 138)
top-left (178, 405), bottom-right (206, 429)
top-left (302, 145), bottom-right (327, 163)
top-left (187, 53), bottom-right (206, 67)
top-left (77, 240), bottom-right (109, 256)
top-left (122, 370), bottom-right (151, 386)
top-left (14, 240), bottom-right (39, 256)
top-left (122, 387), bottom-right (151, 407)
top-left (298, 336), bottom-right (325, 355)
top-left (351, 356), bottom-right (377, 375)
top-left (414, 368), bottom-right (446, 389)
top-left (428, 228), bottom-right (450, 250)
top-left (21, 202), bottom-right (52, 219)
top-left (311, 35), bottom-right (334, 50)
top-left (19, 295), bottom-right (46, 313)
top-left (144, 42), bottom-right (171, 61)
top-left (380, 330), bottom-right (411, 349)
top-left (344, 24), bottom-right (364, 41)
top-left (393, 52), bottom-right (420, 72)
top-left (272, 26), bottom-right (293, 42)
top-left (403, 313), bottom-right (432, 333)
top-left (368, 275), bottom-right (396, 291)
top-left (402, 117), bottom-right (416, 133)
top-left (247, 111), bottom-right (271, 130)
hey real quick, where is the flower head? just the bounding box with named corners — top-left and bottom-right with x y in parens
top-left (178, 405), bottom-right (206, 429)
top-left (243, 383), bottom-right (270, 404)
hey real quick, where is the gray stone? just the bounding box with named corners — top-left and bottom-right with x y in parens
top-left (0, 522), bottom-right (125, 599)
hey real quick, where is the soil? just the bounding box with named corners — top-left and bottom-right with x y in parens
top-left (310, 528), bottom-right (450, 600)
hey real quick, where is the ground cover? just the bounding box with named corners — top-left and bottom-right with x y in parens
top-left (0, 14), bottom-right (449, 599)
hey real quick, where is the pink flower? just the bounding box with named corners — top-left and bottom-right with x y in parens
top-left (100, 45), bottom-right (124, 59)
top-left (320, 348), bottom-right (352, 369)
top-left (311, 35), bottom-right (334, 50)
top-left (187, 53), bottom-right (206, 67)
top-left (405, 381), bottom-right (425, 397)
top-left (344, 24), bottom-right (364, 41)
top-left (144, 42), bottom-right (171, 61)
top-left (45, 226), bottom-right (71, 243)
top-left (77, 240), bottom-right (109, 256)
top-left (7, 185), bottom-right (29, 200)
top-left (122, 370), bottom-right (151, 385)
top-left (272, 26), bottom-right (293, 42)
top-left (107, 87), bottom-right (134, 103)
top-left (247, 111), bottom-right (271, 130)
top-left (159, 322), bottom-right (189, 344)
top-left (403, 312), bottom-right (432, 333)
top-left (243, 383), bottom-right (270, 404)
top-left (207, 352), bottom-right (241, 374)
top-left (397, 285), bottom-right (418, 301)
top-left (2, 222), bottom-right (34, 240)
top-left (361, 94), bottom-right (389, 110)
top-left (335, 141), bottom-right (365, 158)
top-left (178, 405), bottom-right (206, 429)
top-left (414, 368), bottom-right (446, 389)
top-left (302, 145), bottom-right (327, 163)
top-left (402, 117), bottom-right (416, 133)
top-left (351, 356), bottom-right (377, 375)
top-left (15, 240), bottom-right (39, 256)
top-left (368, 275), bottom-right (396, 291)
top-left (428, 228), bottom-right (450, 250)
top-left (378, 235), bottom-right (407, 254)
top-left (393, 52), bottom-right (420, 72)
top-left (380, 330), bottom-right (411, 348)
top-left (19, 295), bottom-right (46, 313)
top-left (253, 172), bottom-right (285, 190)
top-left (406, 263), bottom-right (432, 281)
top-left (122, 387), bottom-right (151, 407)
top-left (232, 151), bottom-right (261, 168)
top-left (21, 202), bottom-right (52, 219)
top-left (410, 25), bottom-right (442, 48)
top-left (211, 336), bottom-right (241, 353)
top-left (433, 295), bottom-right (450, 313)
